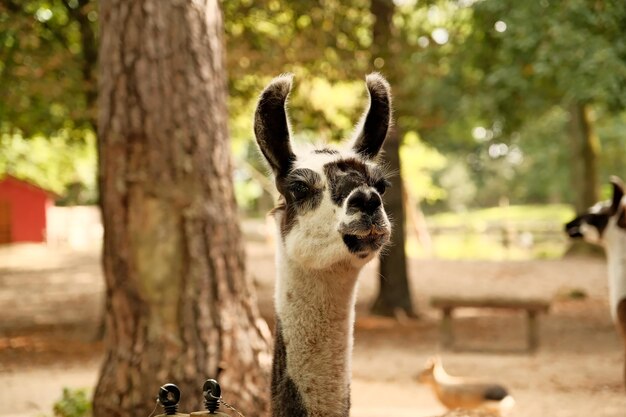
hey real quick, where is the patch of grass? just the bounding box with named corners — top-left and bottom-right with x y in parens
top-left (426, 204), bottom-right (575, 229)
top-left (409, 204), bottom-right (575, 260)
top-left (53, 388), bottom-right (91, 417)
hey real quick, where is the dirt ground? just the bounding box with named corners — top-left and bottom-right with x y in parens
top-left (1, 240), bottom-right (625, 417)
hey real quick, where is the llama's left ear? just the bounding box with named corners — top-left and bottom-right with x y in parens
top-left (610, 176), bottom-right (624, 215)
top-left (351, 73), bottom-right (392, 159)
top-left (254, 74), bottom-right (296, 178)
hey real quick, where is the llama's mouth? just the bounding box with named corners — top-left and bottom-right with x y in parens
top-left (564, 220), bottom-right (584, 238)
top-left (566, 227), bottom-right (584, 239)
top-left (341, 226), bottom-right (390, 254)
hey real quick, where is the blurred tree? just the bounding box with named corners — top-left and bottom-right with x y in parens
top-left (450, 0), bottom-right (626, 212)
top-left (4, 0), bottom-right (625, 210)
top-left (223, 0), bottom-right (374, 150)
top-left (95, 1), bottom-right (270, 416)
top-left (369, 0), bottom-right (416, 317)
top-left (0, 0), bottom-right (98, 200)
top-left (0, 0), bottom-right (97, 134)
top-left (223, 0), bottom-right (371, 97)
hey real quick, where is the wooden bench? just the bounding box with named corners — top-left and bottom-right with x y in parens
top-left (430, 295), bottom-right (551, 352)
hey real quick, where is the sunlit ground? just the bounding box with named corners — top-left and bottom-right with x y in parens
top-left (1, 218), bottom-right (625, 417)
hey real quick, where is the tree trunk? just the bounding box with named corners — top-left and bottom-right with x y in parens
top-left (94, 2), bottom-right (271, 417)
top-left (568, 102), bottom-right (600, 213)
top-left (370, 0), bottom-right (416, 317)
top-left (372, 128), bottom-right (416, 316)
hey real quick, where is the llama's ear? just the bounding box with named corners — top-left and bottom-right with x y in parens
top-left (254, 74), bottom-right (296, 178)
top-left (610, 176), bottom-right (624, 215)
top-left (351, 73), bottom-right (392, 159)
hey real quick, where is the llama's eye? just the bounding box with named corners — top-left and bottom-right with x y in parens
top-left (375, 179), bottom-right (391, 195)
top-left (291, 182), bottom-right (310, 200)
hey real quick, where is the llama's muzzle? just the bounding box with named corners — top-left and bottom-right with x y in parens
top-left (565, 217), bottom-right (584, 238)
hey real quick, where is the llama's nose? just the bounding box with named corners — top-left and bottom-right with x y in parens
top-left (347, 190), bottom-right (382, 215)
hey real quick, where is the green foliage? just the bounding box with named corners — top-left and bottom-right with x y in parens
top-left (223, 0), bottom-right (372, 91)
top-left (0, 130), bottom-right (97, 204)
top-left (428, 204), bottom-right (575, 228)
top-left (0, 0), bottom-right (97, 136)
top-left (409, 204), bottom-right (575, 260)
top-left (0, 0), bottom-right (97, 202)
top-left (52, 388), bottom-right (91, 417)
top-left (400, 131), bottom-right (446, 204)
top-left (2, 0), bottom-right (626, 213)
top-left (467, 0), bottom-right (626, 115)
top-left (435, 158), bottom-right (476, 212)
top-left (412, 0), bottom-right (626, 209)
top-left (596, 108), bottom-right (626, 182)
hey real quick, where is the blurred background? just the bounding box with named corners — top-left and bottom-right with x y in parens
top-left (1, 0), bottom-right (624, 259)
top-left (1, 1), bottom-right (626, 417)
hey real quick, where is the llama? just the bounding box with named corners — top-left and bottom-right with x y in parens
top-left (254, 73), bottom-right (392, 417)
top-left (417, 356), bottom-right (515, 416)
top-left (565, 176), bottom-right (626, 386)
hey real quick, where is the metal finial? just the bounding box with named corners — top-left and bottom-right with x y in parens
top-left (159, 383), bottom-right (181, 415)
top-left (203, 379), bottom-right (221, 413)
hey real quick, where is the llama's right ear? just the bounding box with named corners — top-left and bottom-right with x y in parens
top-left (351, 73), bottom-right (392, 159)
top-left (254, 74), bottom-right (296, 178)
top-left (610, 176), bottom-right (624, 215)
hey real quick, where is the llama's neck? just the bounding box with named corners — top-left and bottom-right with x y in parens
top-left (271, 256), bottom-right (360, 417)
top-left (605, 226), bottom-right (626, 323)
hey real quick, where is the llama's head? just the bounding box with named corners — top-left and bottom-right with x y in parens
top-left (254, 73), bottom-right (392, 270)
top-left (565, 176), bottom-right (626, 245)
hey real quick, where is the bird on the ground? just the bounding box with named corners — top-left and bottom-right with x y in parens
top-left (417, 356), bottom-right (515, 416)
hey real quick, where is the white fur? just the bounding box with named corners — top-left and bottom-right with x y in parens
top-left (577, 196), bottom-right (626, 323)
top-left (276, 257), bottom-right (359, 416)
top-left (580, 222), bottom-right (602, 244)
top-left (603, 215), bottom-right (626, 322)
top-left (284, 147), bottom-right (385, 270)
top-left (273, 145), bottom-right (391, 416)
top-left (292, 144), bottom-right (357, 172)
top-left (260, 73), bottom-right (393, 417)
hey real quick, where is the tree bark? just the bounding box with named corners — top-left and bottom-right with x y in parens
top-left (568, 102), bottom-right (600, 212)
top-left (94, 2), bottom-right (271, 416)
top-left (370, 0), bottom-right (416, 317)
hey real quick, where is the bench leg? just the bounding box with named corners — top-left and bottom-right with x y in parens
top-left (527, 311), bottom-right (539, 352)
top-left (441, 308), bottom-right (454, 350)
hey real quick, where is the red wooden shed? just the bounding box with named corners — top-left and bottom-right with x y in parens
top-left (0, 175), bottom-right (56, 244)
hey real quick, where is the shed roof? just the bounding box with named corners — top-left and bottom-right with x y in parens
top-left (0, 174), bottom-right (59, 198)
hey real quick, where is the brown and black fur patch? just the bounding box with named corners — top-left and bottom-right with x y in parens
top-left (323, 158), bottom-right (388, 207)
top-left (617, 298), bottom-right (626, 343)
top-left (565, 207), bottom-right (612, 239)
top-left (271, 168), bottom-right (324, 238)
top-left (313, 148), bottom-right (339, 155)
top-left (271, 319), bottom-right (308, 417)
top-left (617, 298), bottom-right (626, 388)
top-left (269, 198), bottom-right (295, 239)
